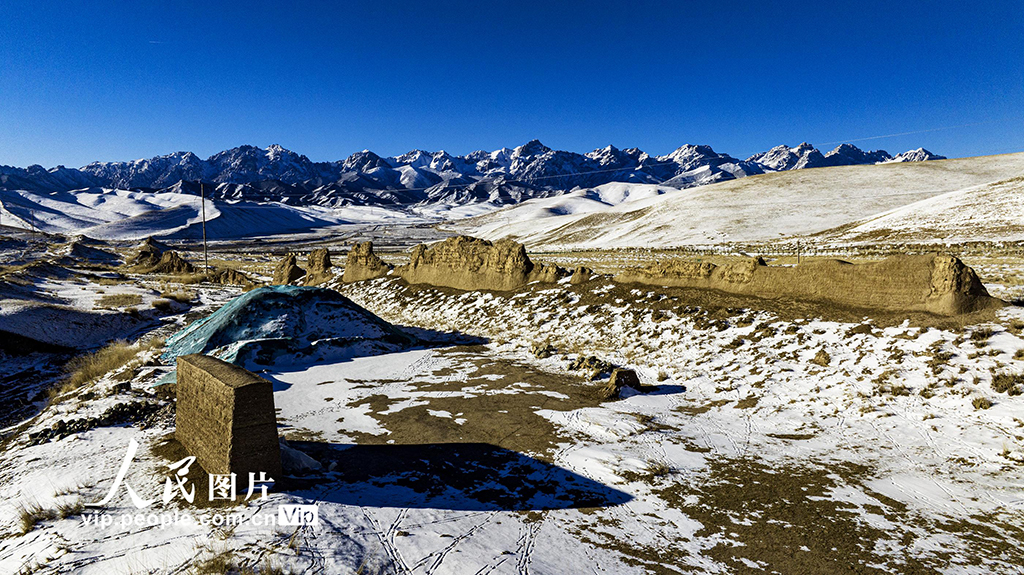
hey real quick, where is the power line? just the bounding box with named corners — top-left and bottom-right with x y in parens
top-left (818, 119), bottom-right (1003, 147)
top-left (200, 182), bottom-right (209, 273)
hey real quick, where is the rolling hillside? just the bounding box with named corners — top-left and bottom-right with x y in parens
top-left (814, 175), bottom-right (1024, 244)
top-left (452, 152), bottom-right (1024, 249)
top-left (0, 188), bottom-right (421, 240)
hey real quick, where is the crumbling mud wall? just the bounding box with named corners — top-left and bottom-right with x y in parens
top-left (616, 253), bottom-right (1000, 316)
top-left (342, 241), bottom-right (392, 283)
top-left (175, 354), bottom-right (282, 478)
top-left (272, 254), bottom-right (305, 285)
top-left (206, 268), bottom-right (252, 286)
top-left (129, 237), bottom-right (198, 274)
top-left (144, 251), bottom-right (197, 274)
top-left (570, 266), bottom-right (594, 284)
top-left (129, 237), bottom-right (169, 268)
top-left (396, 235), bottom-right (567, 291)
top-left (305, 248), bottom-right (333, 285)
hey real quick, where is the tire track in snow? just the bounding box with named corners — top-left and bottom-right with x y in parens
top-left (416, 511), bottom-right (498, 574)
top-left (867, 420), bottom-right (971, 516)
top-left (515, 520), bottom-right (541, 575)
top-left (361, 507), bottom-right (412, 575)
top-left (472, 554), bottom-right (513, 575)
top-left (400, 350), bottom-right (439, 380)
top-left (302, 523), bottom-right (329, 574)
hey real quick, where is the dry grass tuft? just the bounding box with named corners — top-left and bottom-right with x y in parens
top-left (94, 293), bottom-right (143, 309)
top-left (151, 299), bottom-right (174, 311)
top-left (973, 396), bottom-right (993, 410)
top-left (991, 371), bottom-right (1024, 395)
top-left (160, 289), bottom-right (194, 304)
top-left (873, 368), bottom-right (911, 396)
top-left (55, 498), bottom-right (84, 519)
top-left (60, 341), bottom-right (137, 391)
top-left (191, 551), bottom-right (234, 574)
top-left (49, 338), bottom-right (164, 402)
top-left (646, 461), bottom-right (675, 478)
top-left (90, 276), bottom-right (125, 286)
top-left (926, 349), bottom-right (955, 375)
top-left (810, 349), bottom-right (831, 367)
top-left (970, 326), bottom-right (995, 344)
top-left (190, 551), bottom-right (289, 575)
top-left (17, 503), bottom-right (56, 534)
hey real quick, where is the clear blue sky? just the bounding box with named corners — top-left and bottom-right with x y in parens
top-left (0, 0), bottom-right (1021, 167)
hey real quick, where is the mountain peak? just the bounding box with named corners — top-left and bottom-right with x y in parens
top-left (824, 143), bottom-right (891, 166)
top-left (659, 144), bottom-right (725, 169)
top-left (830, 143), bottom-right (862, 153)
top-left (342, 150), bottom-right (390, 172)
top-left (888, 148), bottom-right (946, 163)
top-left (1, 139), bottom-right (947, 200)
top-left (514, 139), bottom-right (552, 157)
top-left (792, 142), bottom-right (817, 154)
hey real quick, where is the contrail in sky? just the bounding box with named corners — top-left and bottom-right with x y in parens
top-left (819, 119), bottom-right (1002, 146)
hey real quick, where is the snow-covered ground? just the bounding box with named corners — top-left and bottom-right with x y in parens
top-left (330, 276), bottom-right (1024, 572)
top-left (3, 152), bottom-right (1024, 573)
top-left (816, 175), bottom-right (1024, 244)
top-left (4, 152), bottom-right (1024, 248)
top-left (452, 152), bottom-right (1024, 250)
top-left (4, 257), bottom-right (1024, 573)
top-left (0, 188), bottom-right (434, 241)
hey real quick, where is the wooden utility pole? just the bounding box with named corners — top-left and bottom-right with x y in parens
top-left (200, 182), bottom-right (209, 274)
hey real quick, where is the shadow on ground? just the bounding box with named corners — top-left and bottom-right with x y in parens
top-left (400, 325), bottom-right (488, 347)
top-left (287, 441), bottom-right (633, 512)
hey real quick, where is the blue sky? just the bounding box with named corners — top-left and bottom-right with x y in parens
top-left (0, 0), bottom-right (1021, 167)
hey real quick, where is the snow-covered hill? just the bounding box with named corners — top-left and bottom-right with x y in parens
top-left (452, 152), bottom-right (1024, 249)
top-left (1, 151), bottom-right (1016, 243)
top-left (0, 188), bottom-right (423, 240)
top-left (0, 140), bottom-right (969, 240)
top-left (815, 174), bottom-right (1024, 244)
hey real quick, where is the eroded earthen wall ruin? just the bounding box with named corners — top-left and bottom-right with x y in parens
top-left (615, 253), bottom-right (1000, 316)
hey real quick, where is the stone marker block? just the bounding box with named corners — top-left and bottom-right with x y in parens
top-left (610, 368), bottom-right (642, 389)
top-left (176, 354), bottom-right (283, 479)
top-left (601, 368), bottom-right (646, 400)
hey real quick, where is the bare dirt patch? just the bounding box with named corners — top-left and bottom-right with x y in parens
top-left (653, 457), bottom-right (1022, 574)
top-left (344, 347), bottom-right (604, 457)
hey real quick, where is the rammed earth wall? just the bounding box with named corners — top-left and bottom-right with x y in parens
top-left (615, 253), bottom-right (1000, 316)
top-left (395, 235), bottom-right (567, 291)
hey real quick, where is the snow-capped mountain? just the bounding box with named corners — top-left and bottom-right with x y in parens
top-left (886, 148), bottom-right (947, 163)
top-left (0, 164), bottom-right (100, 192)
top-left (82, 151), bottom-right (212, 189)
top-left (824, 143), bottom-right (894, 166)
top-left (0, 141), bottom-right (945, 209)
top-left (745, 142), bottom-right (917, 171)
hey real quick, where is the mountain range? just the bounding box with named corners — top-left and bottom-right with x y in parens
top-left (0, 141), bottom-right (944, 208)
